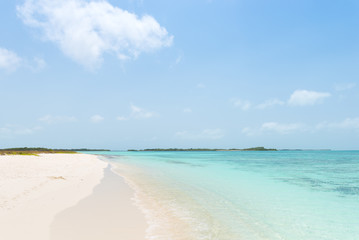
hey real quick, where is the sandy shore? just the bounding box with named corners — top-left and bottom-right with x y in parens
top-left (51, 166), bottom-right (147, 240)
top-left (0, 153), bottom-right (147, 240)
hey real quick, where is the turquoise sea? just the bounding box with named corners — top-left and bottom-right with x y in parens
top-left (94, 151), bottom-right (359, 240)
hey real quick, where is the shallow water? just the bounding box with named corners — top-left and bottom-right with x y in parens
top-left (94, 151), bottom-right (359, 240)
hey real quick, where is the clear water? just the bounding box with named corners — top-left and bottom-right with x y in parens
top-left (93, 151), bottom-right (359, 240)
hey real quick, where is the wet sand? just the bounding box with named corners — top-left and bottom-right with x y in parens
top-left (51, 166), bottom-right (147, 240)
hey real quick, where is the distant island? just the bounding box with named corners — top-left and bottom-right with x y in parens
top-left (128, 147), bottom-right (277, 152)
top-left (71, 148), bottom-right (111, 152)
top-left (0, 147), bottom-right (111, 155)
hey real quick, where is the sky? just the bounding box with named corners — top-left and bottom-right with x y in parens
top-left (1, 0), bottom-right (359, 150)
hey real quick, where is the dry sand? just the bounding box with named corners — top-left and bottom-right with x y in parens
top-left (0, 153), bottom-right (147, 240)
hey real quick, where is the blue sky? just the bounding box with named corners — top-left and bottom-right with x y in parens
top-left (1, 0), bottom-right (359, 150)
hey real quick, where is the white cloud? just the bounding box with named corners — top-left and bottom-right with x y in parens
top-left (233, 99), bottom-right (251, 110)
top-left (0, 48), bottom-right (22, 71)
top-left (170, 53), bottom-right (183, 68)
top-left (0, 125), bottom-right (42, 136)
top-left (244, 117), bottom-right (359, 137)
top-left (175, 129), bottom-right (224, 140)
top-left (116, 104), bottom-right (156, 121)
top-left (39, 115), bottom-right (77, 124)
top-left (256, 99), bottom-right (285, 109)
top-left (316, 117), bottom-right (359, 131)
top-left (336, 118), bottom-right (359, 129)
top-left (17, 0), bottom-right (173, 68)
top-left (288, 90), bottom-right (331, 106)
top-left (90, 114), bottom-right (104, 123)
top-left (334, 83), bottom-right (356, 91)
top-left (130, 104), bottom-right (155, 119)
top-left (243, 122), bottom-right (304, 136)
top-left (0, 47), bottom-right (46, 72)
top-left (261, 122), bottom-right (304, 134)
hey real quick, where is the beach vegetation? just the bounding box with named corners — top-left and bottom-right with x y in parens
top-left (0, 147), bottom-right (111, 156)
top-left (0, 147), bottom-right (76, 156)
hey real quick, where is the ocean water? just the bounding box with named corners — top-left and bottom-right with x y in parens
top-left (94, 151), bottom-right (359, 240)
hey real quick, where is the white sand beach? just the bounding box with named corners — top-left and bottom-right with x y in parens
top-left (0, 153), bottom-right (147, 240)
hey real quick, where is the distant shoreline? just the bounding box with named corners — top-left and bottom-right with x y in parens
top-left (128, 147), bottom-right (278, 152)
top-left (1, 147), bottom-right (336, 155)
top-left (0, 148), bottom-right (111, 155)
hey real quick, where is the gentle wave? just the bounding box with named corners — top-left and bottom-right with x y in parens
top-left (99, 151), bottom-right (359, 240)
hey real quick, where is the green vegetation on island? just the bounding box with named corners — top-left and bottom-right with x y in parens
top-left (128, 148), bottom-right (220, 152)
top-left (128, 147), bottom-right (277, 152)
top-left (70, 148), bottom-right (111, 152)
top-left (241, 147), bottom-right (277, 151)
top-left (0, 147), bottom-right (111, 156)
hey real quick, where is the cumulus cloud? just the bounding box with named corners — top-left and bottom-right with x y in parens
top-left (39, 115), bottom-right (77, 124)
top-left (243, 117), bottom-right (359, 136)
top-left (116, 104), bottom-right (155, 121)
top-left (0, 48), bottom-right (22, 71)
top-left (0, 47), bottom-right (46, 72)
top-left (130, 104), bottom-right (155, 119)
top-left (334, 83), bottom-right (356, 91)
top-left (0, 125), bottom-right (42, 136)
top-left (316, 117), bottom-right (359, 131)
top-left (288, 90), bottom-right (331, 106)
top-left (175, 129), bottom-right (224, 140)
top-left (256, 99), bottom-right (285, 109)
top-left (90, 114), bottom-right (104, 123)
top-left (233, 99), bottom-right (251, 110)
top-left (243, 122), bottom-right (304, 136)
top-left (261, 122), bottom-right (304, 134)
top-left (17, 0), bottom-right (173, 68)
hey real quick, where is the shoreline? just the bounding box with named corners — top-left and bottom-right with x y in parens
top-left (0, 153), bottom-right (146, 240)
top-left (50, 165), bottom-right (147, 240)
